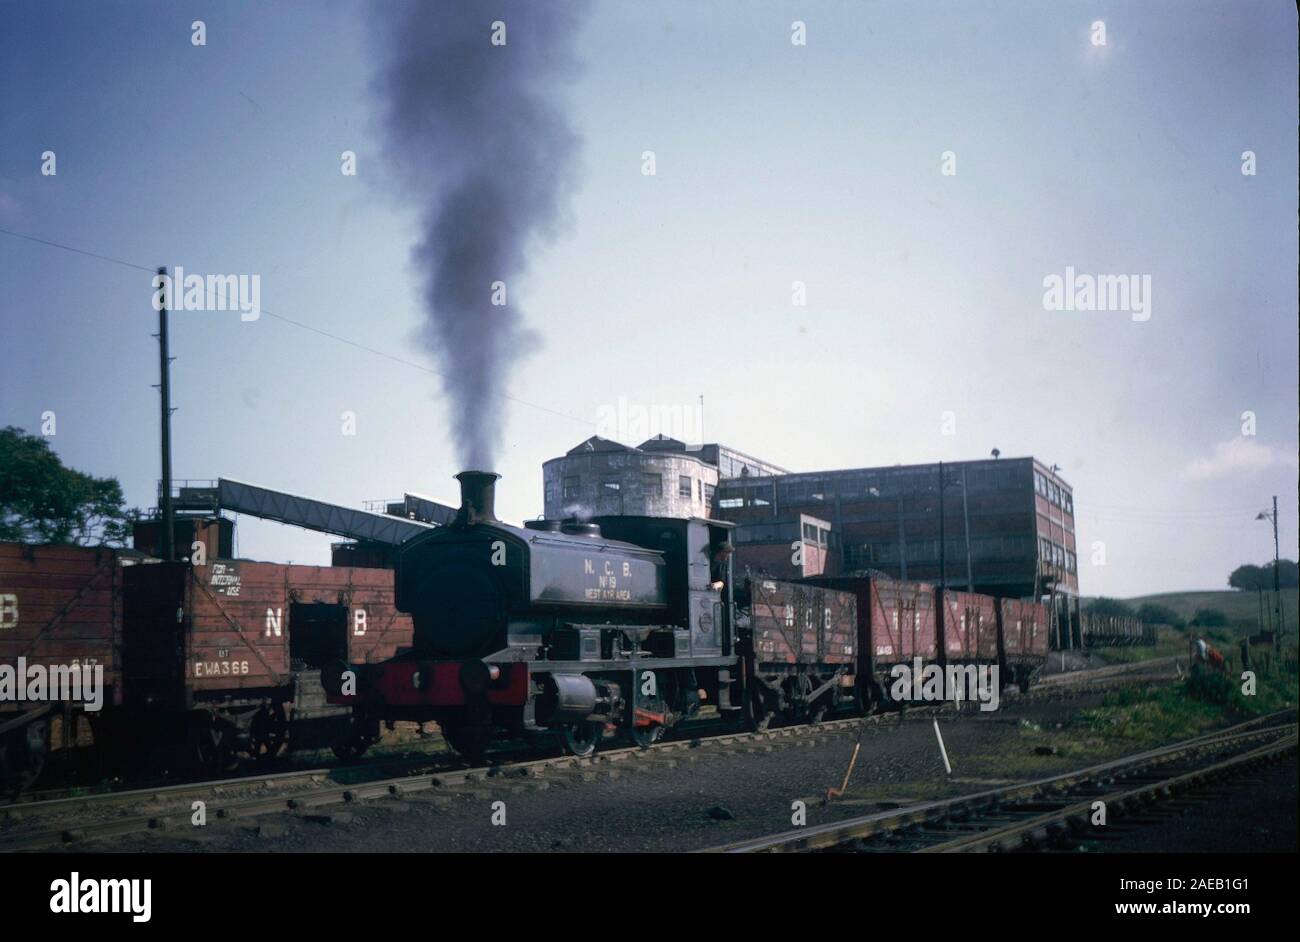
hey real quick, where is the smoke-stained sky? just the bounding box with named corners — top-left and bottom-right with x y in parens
top-left (0, 0), bottom-right (1295, 596)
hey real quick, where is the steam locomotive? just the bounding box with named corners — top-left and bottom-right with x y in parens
top-left (323, 471), bottom-right (763, 761)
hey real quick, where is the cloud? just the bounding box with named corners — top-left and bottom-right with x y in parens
top-left (1183, 437), bottom-right (1296, 481)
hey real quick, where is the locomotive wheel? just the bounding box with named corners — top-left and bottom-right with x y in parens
top-left (331, 714), bottom-right (377, 762)
top-left (561, 722), bottom-right (602, 758)
top-left (629, 722), bottom-right (664, 749)
top-left (439, 718), bottom-right (492, 765)
top-left (248, 703), bottom-right (289, 762)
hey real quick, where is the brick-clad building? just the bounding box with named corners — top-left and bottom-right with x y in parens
top-left (715, 457), bottom-right (1078, 599)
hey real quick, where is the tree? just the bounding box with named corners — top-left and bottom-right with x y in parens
top-left (1189, 607), bottom-right (1228, 628)
top-left (1228, 564), bottom-right (1268, 590)
top-left (1085, 597), bottom-right (1135, 618)
top-left (1229, 559), bottom-right (1298, 590)
top-left (0, 426), bottom-right (137, 545)
top-left (1136, 602), bottom-right (1184, 628)
top-left (1264, 559), bottom-right (1299, 589)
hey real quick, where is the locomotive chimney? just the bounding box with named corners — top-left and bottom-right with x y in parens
top-left (455, 470), bottom-right (500, 525)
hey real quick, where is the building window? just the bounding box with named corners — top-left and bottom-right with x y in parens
top-left (563, 476), bottom-right (581, 500)
top-left (679, 475), bottom-right (692, 498)
top-left (719, 497), bottom-right (743, 509)
top-left (703, 483), bottom-right (715, 507)
top-left (843, 543), bottom-right (869, 569)
top-left (601, 478), bottom-right (621, 493)
top-left (643, 473), bottom-right (662, 498)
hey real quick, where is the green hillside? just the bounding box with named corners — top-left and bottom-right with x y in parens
top-left (1120, 588), bottom-right (1298, 636)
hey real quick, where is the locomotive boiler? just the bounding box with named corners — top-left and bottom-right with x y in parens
top-left (324, 471), bottom-right (745, 761)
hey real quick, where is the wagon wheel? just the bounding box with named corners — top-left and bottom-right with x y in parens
top-left (439, 718), bottom-right (492, 765)
top-left (248, 703), bottom-right (289, 762)
top-left (852, 678), bottom-right (877, 718)
top-left (745, 685), bottom-right (773, 732)
top-left (801, 676), bottom-right (829, 724)
top-left (190, 715), bottom-right (237, 774)
top-left (561, 721), bottom-right (602, 758)
top-left (781, 675), bottom-right (813, 725)
top-left (0, 720), bottom-right (48, 798)
top-left (629, 722), bottom-right (664, 749)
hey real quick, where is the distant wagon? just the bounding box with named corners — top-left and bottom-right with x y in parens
top-left (806, 573), bottom-right (1048, 701)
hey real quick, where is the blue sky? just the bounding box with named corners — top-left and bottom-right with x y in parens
top-left (1, 0), bottom-right (1295, 596)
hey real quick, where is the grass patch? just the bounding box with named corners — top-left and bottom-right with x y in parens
top-left (837, 666), bottom-right (1298, 802)
top-left (956, 720), bottom-right (1114, 780)
top-left (1080, 665), bottom-right (1298, 746)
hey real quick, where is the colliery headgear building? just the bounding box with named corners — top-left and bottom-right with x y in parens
top-left (541, 436), bottom-right (785, 520)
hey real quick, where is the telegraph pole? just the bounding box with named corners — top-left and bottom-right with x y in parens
top-left (896, 484), bottom-right (908, 581)
top-left (961, 464), bottom-right (973, 591)
top-left (1270, 495), bottom-right (1281, 650)
top-left (1257, 497), bottom-right (1283, 652)
top-left (937, 461), bottom-right (946, 592)
top-left (155, 266), bottom-right (175, 561)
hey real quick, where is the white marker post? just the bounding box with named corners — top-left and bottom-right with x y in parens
top-left (933, 720), bottom-right (952, 774)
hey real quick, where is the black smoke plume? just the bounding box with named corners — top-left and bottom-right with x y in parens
top-left (373, 1), bottom-right (588, 469)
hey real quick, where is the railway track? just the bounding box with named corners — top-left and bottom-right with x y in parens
top-left (0, 654), bottom-right (1186, 827)
top-left (703, 709), bottom-right (1297, 853)
top-left (1036, 654), bottom-right (1185, 687)
top-left (0, 711), bottom-right (920, 850)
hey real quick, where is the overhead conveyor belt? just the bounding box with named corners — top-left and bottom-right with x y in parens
top-left (398, 492), bottom-right (459, 527)
top-left (216, 478), bottom-right (438, 545)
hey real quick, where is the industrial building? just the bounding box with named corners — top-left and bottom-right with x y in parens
top-left (541, 436), bottom-right (785, 520)
top-left (715, 457), bottom-right (1079, 600)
